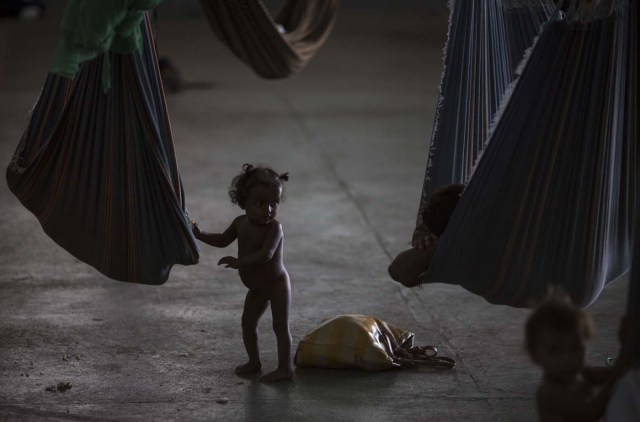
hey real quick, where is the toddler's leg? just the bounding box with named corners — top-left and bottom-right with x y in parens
top-left (260, 277), bottom-right (293, 382)
top-left (236, 290), bottom-right (268, 375)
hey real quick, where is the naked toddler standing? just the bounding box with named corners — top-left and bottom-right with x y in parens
top-left (193, 163), bottom-right (292, 382)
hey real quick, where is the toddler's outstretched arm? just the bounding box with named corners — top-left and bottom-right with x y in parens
top-left (538, 379), bottom-right (616, 422)
top-left (192, 217), bottom-right (239, 248)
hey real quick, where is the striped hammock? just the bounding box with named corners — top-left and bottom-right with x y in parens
top-left (6, 15), bottom-right (200, 284)
top-left (627, 197), bottom-right (640, 362)
top-left (419, 0), bottom-right (637, 307)
top-left (418, 0), bottom-right (557, 210)
top-left (624, 0), bottom-right (640, 363)
top-left (199, 0), bottom-right (339, 78)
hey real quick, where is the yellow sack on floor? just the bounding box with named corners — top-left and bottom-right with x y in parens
top-left (294, 314), bottom-right (415, 371)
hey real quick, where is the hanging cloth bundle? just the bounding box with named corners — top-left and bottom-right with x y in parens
top-left (420, 0), bottom-right (637, 307)
top-left (6, 13), bottom-right (199, 284)
top-left (199, 0), bottom-right (339, 79)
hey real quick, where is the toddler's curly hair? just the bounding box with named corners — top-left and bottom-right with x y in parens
top-left (229, 163), bottom-right (289, 209)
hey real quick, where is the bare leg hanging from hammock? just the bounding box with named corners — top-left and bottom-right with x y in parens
top-left (389, 184), bottom-right (464, 287)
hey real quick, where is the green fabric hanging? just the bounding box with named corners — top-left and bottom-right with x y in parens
top-left (7, 14), bottom-right (199, 284)
top-left (51, 0), bottom-right (163, 92)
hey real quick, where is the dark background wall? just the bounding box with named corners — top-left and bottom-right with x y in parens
top-left (158, 0), bottom-right (448, 16)
top-left (261, 0), bottom-right (448, 8)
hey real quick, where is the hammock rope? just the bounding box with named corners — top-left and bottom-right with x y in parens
top-left (418, 0), bottom-right (637, 307)
top-left (6, 14), bottom-right (199, 284)
top-left (199, 0), bottom-right (339, 79)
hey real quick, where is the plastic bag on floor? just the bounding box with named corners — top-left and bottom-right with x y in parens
top-left (294, 314), bottom-right (455, 371)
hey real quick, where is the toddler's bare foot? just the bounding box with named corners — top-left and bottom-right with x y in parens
top-left (260, 368), bottom-right (293, 383)
top-left (235, 362), bottom-right (261, 374)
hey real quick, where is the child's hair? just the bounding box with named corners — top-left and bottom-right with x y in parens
top-left (228, 163), bottom-right (289, 208)
top-left (525, 292), bottom-right (594, 360)
top-left (422, 184), bottom-right (465, 237)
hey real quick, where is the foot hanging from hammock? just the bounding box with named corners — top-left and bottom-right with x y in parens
top-left (389, 184), bottom-right (464, 288)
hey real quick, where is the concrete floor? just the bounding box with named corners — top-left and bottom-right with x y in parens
top-left (0, 3), bottom-right (628, 421)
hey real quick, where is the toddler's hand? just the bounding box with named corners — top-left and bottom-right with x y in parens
top-left (412, 226), bottom-right (438, 250)
top-left (218, 256), bottom-right (239, 269)
top-left (192, 221), bottom-right (201, 238)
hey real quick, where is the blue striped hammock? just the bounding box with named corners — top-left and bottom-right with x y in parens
top-left (5, 0), bottom-right (338, 284)
top-left (418, 0), bottom-right (637, 307)
top-left (6, 15), bottom-right (199, 284)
